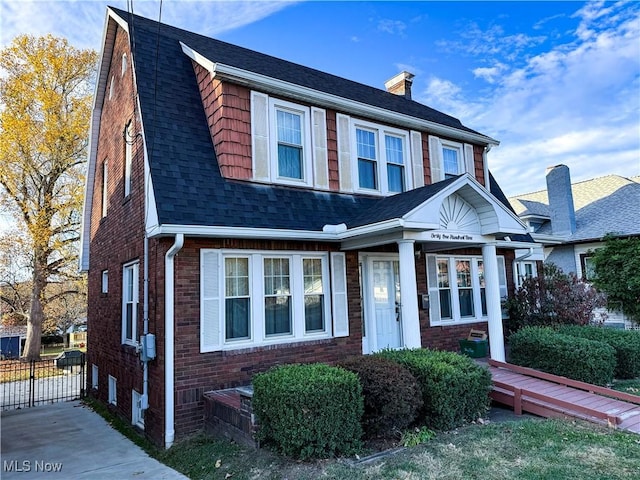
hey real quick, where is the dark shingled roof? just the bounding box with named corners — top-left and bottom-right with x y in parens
top-left (110, 7), bottom-right (522, 234)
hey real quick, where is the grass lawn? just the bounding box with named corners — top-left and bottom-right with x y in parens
top-left (84, 398), bottom-right (640, 480)
top-left (611, 378), bottom-right (640, 395)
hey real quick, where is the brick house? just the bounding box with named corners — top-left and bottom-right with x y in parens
top-left (80, 7), bottom-right (534, 448)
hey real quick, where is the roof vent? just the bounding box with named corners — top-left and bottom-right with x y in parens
top-left (384, 71), bottom-right (415, 100)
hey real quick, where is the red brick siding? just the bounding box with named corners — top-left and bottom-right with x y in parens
top-left (87, 24), bottom-right (160, 441)
top-left (170, 238), bottom-right (362, 438)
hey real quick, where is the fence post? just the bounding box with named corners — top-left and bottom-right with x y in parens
top-left (29, 360), bottom-right (35, 408)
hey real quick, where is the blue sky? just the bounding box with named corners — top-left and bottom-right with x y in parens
top-left (1, 0), bottom-right (639, 198)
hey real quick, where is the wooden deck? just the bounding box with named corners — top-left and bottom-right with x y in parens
top-left (486, 360), bottom-right (640, 434)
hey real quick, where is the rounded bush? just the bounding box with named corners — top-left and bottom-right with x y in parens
top-left (252, 363), bottom-right (363, 459)
top-left (556, 325), bottom-right (640, 379)
top-left (377, 349), bottom-right (492, 431)
top-left (509, 326), bottom-right (616, 385)
top-left (339, 355), bottom-right (423, 438)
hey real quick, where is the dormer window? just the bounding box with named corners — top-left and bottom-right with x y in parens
top-left (276, 108), bottom-right (304, 180)
top-left (442, 143), bottom-right (463, 178)
top-left (352, 119), bottom-right (411, 195)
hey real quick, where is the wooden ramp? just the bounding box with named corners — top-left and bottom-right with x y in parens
top-left (487, 360), bottom-right (640, 434)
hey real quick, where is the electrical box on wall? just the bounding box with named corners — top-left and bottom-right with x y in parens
top-left (420, 294), bottom-right (429, 310)
top-left (140, 334), bottom-right (156, 361)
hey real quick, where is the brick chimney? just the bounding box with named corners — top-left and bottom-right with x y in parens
top-left (545, 164), bottom-right (576, 236)
top-left (385, 71), bottom-right (415, 100)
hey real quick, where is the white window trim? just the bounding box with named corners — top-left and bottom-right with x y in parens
top-left (350, 118), bottom-right (412, 196)
top-left (108, 375), bottom-right (117, 405)
top-left (92, 364), bottom-right (99, 390)
top-left (122, 261), bottom-right (139, 346)
top-left (121, 53), bottom-right (127, 76)
top-left (514, 261), bottom-right (537, 289)
top-left (101, 270), bottom-right (109, 294)
top-left (268, 98), bottom-right (313, 188)
top-left (428, 254), bottom-right (507, 326)
top-left (441, 139), bottom-right (464, 178)
top-left (205, 250), bottom-right (333, 351)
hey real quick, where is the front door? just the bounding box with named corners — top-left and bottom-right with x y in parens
top-left (370, 258), bottom-right (402, 351)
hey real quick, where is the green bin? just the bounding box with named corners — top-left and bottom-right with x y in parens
top-left (459, 338), bottom-right (488, 358)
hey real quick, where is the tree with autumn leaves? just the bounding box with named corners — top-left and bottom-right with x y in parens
top-left (0, 35), bottom-right (97, 359)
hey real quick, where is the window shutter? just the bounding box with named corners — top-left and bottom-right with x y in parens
top-left (496, 256), bottom-right (508, 299)
top-left (410, 130), bottom-right (424, 188)
top-left (426, 255), bottom-right (441, 323)
top-left (330, 252), bottom-right (349, 337)
top-left (464, 143), bottom-right (475, 177)
top-left (251, 91), bottom-right (270, 182)
top-left (312, 107), bottom-right (329, 190)
top-left (201, 250), bottom-right (222, 352)
top-left (428, 135), bottom-right (444, 183)
top-left (337, 114), bottom-right (353, 192)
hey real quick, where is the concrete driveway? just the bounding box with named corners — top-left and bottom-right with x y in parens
top-left (1, 401), bottom-right (188, 479)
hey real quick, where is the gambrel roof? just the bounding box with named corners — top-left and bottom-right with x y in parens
top-left (80, 7), bottom-right (531, 269)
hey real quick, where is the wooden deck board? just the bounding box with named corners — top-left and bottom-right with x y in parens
top-left (487, 362), bottom-right (640, 435)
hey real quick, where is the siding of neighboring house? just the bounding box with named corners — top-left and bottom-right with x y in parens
top-left (545, 245), bottom-right (576, 275)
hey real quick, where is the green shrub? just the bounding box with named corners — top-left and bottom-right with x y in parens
top-left (509, 326), bottom-right (616, 385)
top-left (377, 349), bottom-right (492, 431)
top-left (556, 325), bottom-right (640, 379)
top-left (252, 363), bottom-right (363, 459)
top-left (339, 355), bottom-right (423, 438)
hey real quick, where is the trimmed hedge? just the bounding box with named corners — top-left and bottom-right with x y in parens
top-left (252, 363), bottom-right (363, 459)
top-left (509, 326), bottom-right (616, 385)
top-left (339, 355), bottom-right (423, 438)
top-left (377, 349), bottom-right (492, 431)
top-left (556, 325), bottom-right (640, 379)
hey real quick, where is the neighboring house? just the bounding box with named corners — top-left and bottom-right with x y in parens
top-left (0, 326), bottom-right (27, 360)
top-left (509, 165), bottom-right (640, 328)
top-left (81, 7), bottom-right (533, 448)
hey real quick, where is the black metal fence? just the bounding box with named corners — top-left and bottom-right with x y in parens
top-left (0, 354), bottom-right (86, 410)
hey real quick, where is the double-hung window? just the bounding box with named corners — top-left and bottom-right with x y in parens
top-left (442, 142), bottom-right (463, 178)
top-left (276, 110), bottom-right (303, 180)
top-left (202, 250), bottom-right (347, 352)
top-left (515, 261), bottom-right (537, 288)
top-left (268, 99), bottom-right (312, 186)
top-left (264, 257), bottom-right (292, 336)
top-left (427, 255), bottom-right (506, 325)
top-left (122, 261), bottom-right (139, 345)
top-left (225, 257), bottom-right (251, 341)
top-left (353, 120), bottom-right (411, 195)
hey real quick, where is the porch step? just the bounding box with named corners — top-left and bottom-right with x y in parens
top-left (203, 386), bottom-right (257, 447)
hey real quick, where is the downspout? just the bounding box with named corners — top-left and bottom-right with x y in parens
top-left (164, 233), bottom-right (184, 449)
top-left (141, 234), bottom-right (150, 409)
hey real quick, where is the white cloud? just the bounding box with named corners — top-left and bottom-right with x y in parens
top-left (420, 1), bottom-right (640, 196)
top-left (472, 63), bottom-right (507, 84)
top-left (377, 19), bottom-right (406, 36)
top-left (0, 1), bottom-right (296, 51)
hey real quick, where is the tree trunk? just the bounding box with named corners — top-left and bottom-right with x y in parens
top-left (22, 254), bottom-right (46, 361)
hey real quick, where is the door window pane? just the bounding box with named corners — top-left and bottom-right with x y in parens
top-left (456, 260), bottom-right (474, 317)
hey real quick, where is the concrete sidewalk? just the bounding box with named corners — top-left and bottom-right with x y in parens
top-left (1, 401), bottom-right (188, 479)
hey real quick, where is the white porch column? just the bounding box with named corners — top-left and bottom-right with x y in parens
top-left (482, 243), bottom-right (506, 361)
top-left (398, 240), bottom-right (421, 349)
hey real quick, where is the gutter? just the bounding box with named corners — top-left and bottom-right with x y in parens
top-left (164, 233), bottom-right (184, 449)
